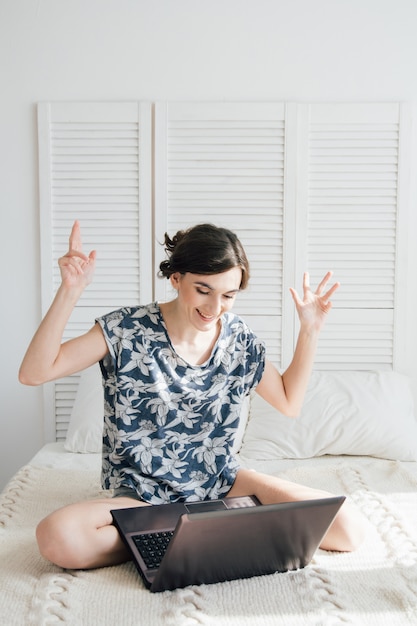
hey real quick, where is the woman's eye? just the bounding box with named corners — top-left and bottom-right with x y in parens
top-left (197, 288), bottom-right (210, 295)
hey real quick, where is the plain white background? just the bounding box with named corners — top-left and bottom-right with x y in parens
top-left (1, 0), bottom-right (417, 490)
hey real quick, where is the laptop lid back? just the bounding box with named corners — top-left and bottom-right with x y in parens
top-left (151, 495), bottom-right (345, 592)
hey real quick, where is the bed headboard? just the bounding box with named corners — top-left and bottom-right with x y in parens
top-left (37, 100), bottom-right (412, 442)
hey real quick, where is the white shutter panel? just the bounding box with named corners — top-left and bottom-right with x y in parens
top-left (297, 103), bottom-right (407, 370)
top-left (36, 100), bottom-right (412, 440)
top-left (154, 103), bottom-right (286, 365)
top-left (38, 102), bottom-right (152, 441)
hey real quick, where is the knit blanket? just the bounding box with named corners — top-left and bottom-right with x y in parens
top-left (1, 457), bottom-right (417, 626)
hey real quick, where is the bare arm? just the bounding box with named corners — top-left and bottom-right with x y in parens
top-left (19, 221), bottom-right (108, 385)
top-left (256, 272), bottom-right (339, 417)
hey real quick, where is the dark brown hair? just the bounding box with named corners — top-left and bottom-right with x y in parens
top-left (158, 223), bottom-right (250, 290)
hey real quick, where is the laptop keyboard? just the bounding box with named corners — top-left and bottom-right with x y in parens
top-left (129, 498), bottom-right (259, 571)
top-left (132, 531), bottom-right (174, 569)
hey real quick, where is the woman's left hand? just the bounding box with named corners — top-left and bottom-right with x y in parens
top-left (290, 271), bottom-right (340, 332)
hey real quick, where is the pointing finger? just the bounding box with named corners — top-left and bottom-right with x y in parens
top-left (303, 272), bottom-right (310, 292)
top-left (69, 220), bottom-right (82, 252)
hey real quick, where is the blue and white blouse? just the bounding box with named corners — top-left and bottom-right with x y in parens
top-left (97, 302), bottom-right (265, 504)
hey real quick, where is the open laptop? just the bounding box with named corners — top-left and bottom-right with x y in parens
top-left (111, 494), bottom-right (345, 592)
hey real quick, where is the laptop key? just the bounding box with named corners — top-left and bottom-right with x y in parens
top-left (133, 531), bottom-right (174, 569)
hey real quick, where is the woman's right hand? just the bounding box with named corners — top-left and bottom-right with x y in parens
top-left (19, 220), bottom-right (106, 385)
top-left (58, 220), bottom-right (96, 290)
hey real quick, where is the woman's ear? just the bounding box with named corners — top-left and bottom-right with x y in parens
top-left (170, 272), bottom-right (182, 290)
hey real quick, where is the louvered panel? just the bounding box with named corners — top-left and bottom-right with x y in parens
top-left (307, 119), bottom-right (399, 309)
top-left (295, 103), bottom-right (406, 372)
top-left (38, 102), bottom-right (152, 441)
top-left (50, 119), bottom-right (141, 308)
top-left (60, 306), bottom-right (113, 341)
top-left (243, 315), bottom-right (281, 367)
top-left (37, 101), bottom-right (411, 444)
top-left (313, 310), bottom-right (394, 370)
top-left (54, 376), bottom-right (80, 442)
top-left (155, 103), bottom-right (286, 334)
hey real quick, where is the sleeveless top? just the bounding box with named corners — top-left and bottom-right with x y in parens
top-left (96, 302), bottom-right (265, 504)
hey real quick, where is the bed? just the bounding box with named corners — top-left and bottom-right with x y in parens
top-left (2, 368), bottom-right (417, 625)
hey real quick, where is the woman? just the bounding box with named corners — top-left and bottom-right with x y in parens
top-left (19, 221), bottom-right (366, 570)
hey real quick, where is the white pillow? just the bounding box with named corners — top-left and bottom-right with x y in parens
top-left (64, 364), bottom-right (250, 454)
top-left (241, 370), bottom-right (417, 462)
top-left (64, 365), bottom-right (104, 453)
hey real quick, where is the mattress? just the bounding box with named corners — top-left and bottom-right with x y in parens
top-left (1, 443), bottom-right (417, 625)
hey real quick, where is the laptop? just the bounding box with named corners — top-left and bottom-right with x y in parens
top-left (111, 494), bottom-right (345, 592)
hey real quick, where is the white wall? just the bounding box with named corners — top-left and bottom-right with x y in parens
top-left (1, 0), bottom-right (417, 490)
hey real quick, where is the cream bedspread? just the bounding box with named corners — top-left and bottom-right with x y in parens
top-left (1, 453), bottom-right (417, 625)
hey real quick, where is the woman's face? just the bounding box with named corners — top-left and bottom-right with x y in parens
top-left (170, 267), bottom-right (242, 331)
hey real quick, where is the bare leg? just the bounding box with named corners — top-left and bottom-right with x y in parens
top-left (37, 471), bottom-right (366, 570)
top-left (36, 497), bottom-right (148, 570)
top-left (227, 468), bottom-right (367, 552)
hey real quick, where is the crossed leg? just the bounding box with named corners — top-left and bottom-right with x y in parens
top-left (228, 468), bottom-right (367, 552)
top-left (36, 496), bottom-right (147, 570)
top-left (36, 470), bottom-right (366, 570)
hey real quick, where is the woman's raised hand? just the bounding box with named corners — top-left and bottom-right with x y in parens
top-left (58, 220), bottom-right (96, 290)
top-left (289, 271), bottom-right (340, 332)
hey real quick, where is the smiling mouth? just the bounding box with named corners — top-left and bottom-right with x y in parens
top-left (196, 309), bottom-right (215, 322)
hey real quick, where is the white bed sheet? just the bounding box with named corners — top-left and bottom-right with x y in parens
top-left (2, 444), bottom-right (417, 626)
top-left (30, 441), bottom-right (101, 471)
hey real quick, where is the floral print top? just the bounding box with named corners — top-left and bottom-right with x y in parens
top-left (97, 302), bottom-right (265, 504)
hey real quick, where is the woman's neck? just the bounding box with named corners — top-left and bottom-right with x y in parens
top-left (159, 301), bottom-right (221, 366)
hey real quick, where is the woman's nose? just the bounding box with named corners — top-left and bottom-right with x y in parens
top-left (207, 296), bottom-right (222, 315)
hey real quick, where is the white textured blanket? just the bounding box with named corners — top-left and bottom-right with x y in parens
top-left (1, 457), bottom-right (417, 626)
